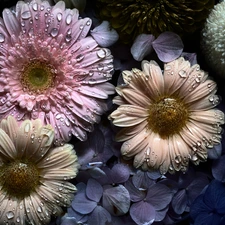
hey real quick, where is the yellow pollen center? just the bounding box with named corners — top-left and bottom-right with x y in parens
top-left (21, 61), bottom-right (55, 93)
top-left (147, 97), bottom-right (189, 138)
top-left (0, 161), bottom-right (40, 198)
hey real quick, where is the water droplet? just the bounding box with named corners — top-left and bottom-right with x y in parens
top-left (86, 20), bottom-right (91, 26)
top-left (31, 133), bottom-right (35, 139)
top-left (21, 11), bottom-right (32, 19)
top-left (178, 70), bottom-right (187, 78)
top-left (76, 54), bottom-right (84, 62)
top-left (57, 13), bottom-right (62, 22)
top-left (6, 211), bottom-right (14, 219)
top-left (66, 14), bottom-right (72, 25)
top-left (0, 34), bottom-right (5, 43)
top-left (97, 63), bottom-right (104, 71)
top-left (37, 206), bottom-right (42, 213)
top-left (32, 3), bottom-right (38, 11)
top-left (97, 49), bottom-right (106, 58)
top-left (174, 155), bottom-right (182, 163)
top-left (79, 25), bottom-right (84, 30)
top-left (16, 217), bottom-right (20, 223)
top-left (191, 155), bottom-right (198, 161)
top-left (50, 28), bottom-right (58, 37)
top-left (40, 5), bottom-right (44, 11)
top-left (164, 65), bottom-right (171, 71)
top-left (65, 34), bottom-right (72, 42)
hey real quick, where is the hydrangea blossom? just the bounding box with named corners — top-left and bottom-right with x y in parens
top-left (0, 0), bottom-right (114, 145)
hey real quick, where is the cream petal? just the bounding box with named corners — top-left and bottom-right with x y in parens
top-left (146, 133), bottom-right (169, 169)
top-left (116, 87), bottom-right (152, 107)
top-left (113, 95), bottom-right (127, 106)
top-left (188, 94), bottom-right (220, 111)
top-left (38, 181), bottom-right (74, 208)
top-left (190, 109), bottom-right (224, 125)
top-left (169, 135), bottom-right (190, 172)
top-left (38, 144), bottom-right (78, 180)
top-left (142, 60), bottom-right (164, 96)
top-left (163, 57), bottom-right (191, 95)
top-left (109, 105), bottom-right (148, 127)
top-left (121, 128), bottom-right (150, 158)
top-left (182, 79), bottom-right (217, 104)
top-left (0, 116), bottom-right (18, 145)
top-left (0, 129), bottom-right (16, 160)
top-left (133, 150), bottom-right (147, 169)
top-left (116, 120), bottom-right (148, 142)
top-left (177, 64), bottom-right (209, 96)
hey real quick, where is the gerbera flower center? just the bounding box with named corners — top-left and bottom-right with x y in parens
top-left (147, 97), bottom-right (189, 138)
top-left (0, 161), bottom-right (40, 198)
top-left (21, 61), bottom-right (55, 93)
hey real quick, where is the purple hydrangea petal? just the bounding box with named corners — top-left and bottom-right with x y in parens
top-left (132, 170), bottom-right (154, 189)
top-left (67, 207), bottom-right (88, 223)
top-left (89, 167), bottom-right (106, 179)
top-left (72, 183), bottom-right (97, 214)
top-left (152, 31), bottom-right (183, 63)
top-left (212, 155), bottom-right (225, 182)
top-left (187, 173), bottom-right (209, 204)
top-left (88, 205), bottom-right (111, 225)
top-left (147, 170), bottom-right (162, 180)
top-left (91, 21), bottom-right (119, 47)
top-left (146, 183), bottom-right (173, 210)
top-left (130, 34), bottom-right (155, 61)
top-left (60, 217), bottom-right (80, 225)
top-left (154, 207), bottom-right (169, 222)
top-left (110, 163), bottom-right (131, 184)
top-left (208, 143), bottom-right (222, 159)
top-left (102, 185), bottom-right (130, 216)
top-left (86, 178), bottom-right (103, 202)
top-left (181, 52), bottom-right (197, 66)
top-left (125, 179), bottom-right (146, 202)
top-left (203, 180), bottom-right (225, 214)
top-left (130, 201), bottom-right (155, 225)
top-left (171, 189), bottom-right (187, 214)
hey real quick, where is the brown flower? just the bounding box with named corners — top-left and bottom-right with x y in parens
top-left (97, 0), bottom-right (215, 43)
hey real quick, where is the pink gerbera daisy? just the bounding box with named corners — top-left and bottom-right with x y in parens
top-left (109, 57), bottom-right (224, 174)
top-left (0, 0), bottom-right (114, 145)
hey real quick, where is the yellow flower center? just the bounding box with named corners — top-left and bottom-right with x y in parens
top-left (147, 97), bottom-right (189, 138)
top-left (21, 61), bottom-right (55, 93)
top-left (0, 161), bottom-right (40, 199)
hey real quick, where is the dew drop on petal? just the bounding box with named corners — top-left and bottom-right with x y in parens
top-left (50, 28), bottom-right (58, 37)
top-left (97, 49), bottom-right (106, 58)
top-left (32, 3), bottom-right (38, 11)
top-left (66, 14), bottom-right (72, 25)
top-left (178, 70), bottom-right (187, 78)
top-left (57, 13), bottom-right (62, 22)
top-left (0, 34), bottom-right (5, 43)
top-left (164, 65), bottom-right (171, 71)
top-left (6, 211), bottom-right (14, 219)
top-left (21, 11), bottom-right (32, 19)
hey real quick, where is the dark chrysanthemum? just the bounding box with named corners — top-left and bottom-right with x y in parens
top-left (96, 0), bottom-right (215, 43)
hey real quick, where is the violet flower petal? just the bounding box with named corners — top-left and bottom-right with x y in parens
top-left (88, 205), bottom-right (111, 225)
top-left (72, 183), bottom-right (97, 214)
top-left (212, 154), bottom-right (225, 182)
top-left (102, 185), bottom-right (130, 216)
top-left (171, 189), bottom-right (187, 214)
top-left (152, 31), bottom-right (183, 63)
top-left (91, 21), bottom-right (119, 47)
top-left (208, 143), bottom-right (222, 159)
top-left (130, 201), bottom-right (155, 225)
top-left (146, 183), bottom-right (173, 210)
top-left (125, 179), bottom-right (146, 202)
top-left (86, 178), bottom-right (103, 202)
top-left (131, 34), bottom-right (155, 61)
top-left (110, 163), bottom-right (130, 184)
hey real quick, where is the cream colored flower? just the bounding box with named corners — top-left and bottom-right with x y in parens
top-left (0, 116), bottom-right (79, 224)
top-left (109, 57), bottom-right (224, 174)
